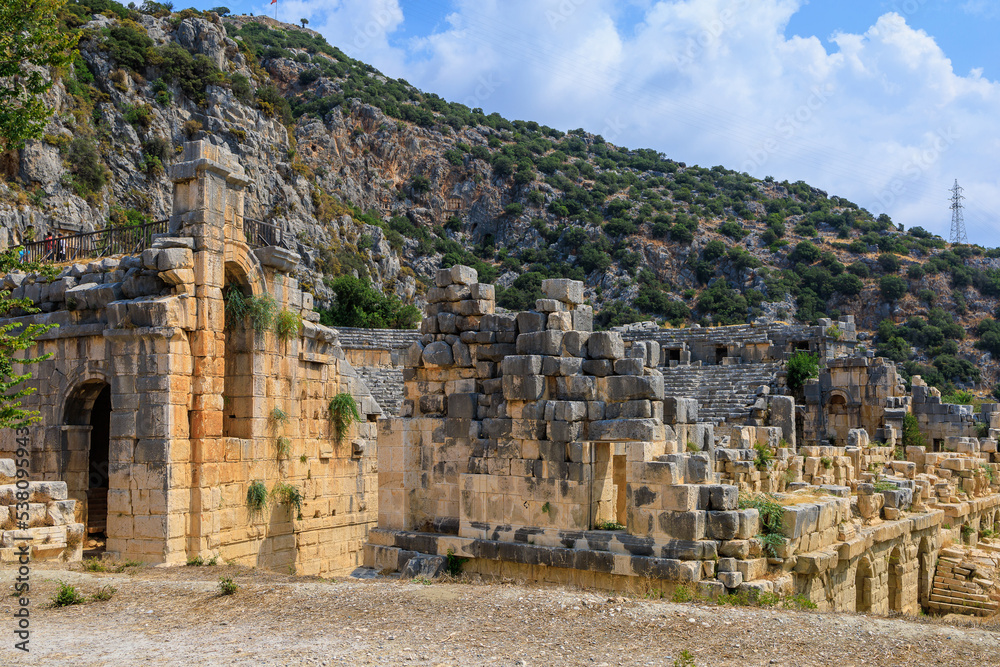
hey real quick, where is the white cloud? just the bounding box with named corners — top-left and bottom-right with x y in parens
top-left (300, 0), bottom-right (1000, 244)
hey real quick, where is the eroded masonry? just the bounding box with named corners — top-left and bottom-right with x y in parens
top-left (365, 269), bottom-right (1000, 615)
top-left (0, 141), bottom-right (379, 575)
top-left (3, 144), bottom-right (1000, 615)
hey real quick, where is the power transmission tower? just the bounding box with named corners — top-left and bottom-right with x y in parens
top-left (949, 179), bottom-right (967, 245)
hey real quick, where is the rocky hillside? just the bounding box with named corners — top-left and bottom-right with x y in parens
top-left (4, 3), bottom-right (1000, 397)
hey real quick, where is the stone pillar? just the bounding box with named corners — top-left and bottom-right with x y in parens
top-left (169, 140), bottom-right (248, 558)
top-left (103, 327), bottom-right (192, 565)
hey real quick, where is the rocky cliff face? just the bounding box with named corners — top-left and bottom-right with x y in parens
top-left (1, 8), bottom-right (999, 394)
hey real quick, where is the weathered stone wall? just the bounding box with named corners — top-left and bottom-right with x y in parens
top-left (0, 141), bottom-right (379, 574)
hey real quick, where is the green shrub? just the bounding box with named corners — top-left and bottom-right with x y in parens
top-left (66, 137), bottom-right (108, 197)
top-left (318, 275), bottom-right (419, 329)
top-left (785, 350), bottom-right (818, 393)
top-left (444, 548), bottom-right (468, 576)
top-left (123, 103), bottom-right (154, 128)
top-left (271, 481), bottom-right (303, 520)
top-left (879, 275), bottom-right (907, 302)
top-left (52, 581), bottom-right (86, 607)
top-left (328, 392), bottom-right (360, 445)
top-left (245, 480), bottom-right (268, 522)
top-left (152, 43), bottom-right (227, 105)
top-left (273, 308), bottom-right (302, 342)
top-left (218, 577), bottom-right (239, 595)
top-left (104, 21), bottom-right (154, 71)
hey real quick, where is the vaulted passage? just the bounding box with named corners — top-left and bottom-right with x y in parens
top-left (64, 380), bottom-right (112, 554)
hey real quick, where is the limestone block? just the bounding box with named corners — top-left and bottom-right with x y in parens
top-left (516, 311), bottom-right (546, 333)
top-left (589, 419), bottom-right (664, 442)
top-left (502, 374), bottom-right (545, 401)
top-left (555, 375), bottom-right (597, 401)
top-left (548, 420), bottom-right (582, 442)
top-left (662, 397), bottom-right (698, 424)
top-left (449, 265), bottom-right (478, 285)
top-left (718, 570), bottom-right (743, 589)
top-left (738, 509), bottom-right (760, 539)
top-left (562, 330), bottom-right (590, 357)
top-left (534, 298), bottom-right (567, 312)
top-left (707, 511), bottom-right (740, 540)
top-left (769, 395), bottom-right (795, 448)
top-left (501, 355), bottom-right (542, 375)
top-left (572, 306), bottom-right (593, 332)
top-left (448, 393), bottom-right (478, 419)
top-left (582, 359), bottom-right (613, 377)
top-left (159, 268), bottom-right (195, 286)
top-left (546, 311), bottom-right (573, 331)
top-left (613, 358), bottom-right (645, 376)
top-left (602, 375), bottom-right (664, 401)
top-left (659, 510), bottom-right (706, 541)
top-left (604, 400), bottom-right (652, 419)
top-left (452, 341), bottom-right (473, 367)
top-left (847, 429), bottom-right (870, 449)
top-left (141, 248), bottom-right (161, 270)
top-left (422, 341), bottom-right (454, 367)
top-left (781, 504), bottom-right (832, 539)
top-left (541, 278), bottom-right (584, 304)
top-left (588, 332), bottom-right (625, 359)
top-left (445, 284), bottom-right (472, 301)
top-left (156, 248), bottom-right (194, 271)
top-left (471, 283), bottom-right (494, 300)
top-left (516, 330), bottom-right (564, 356)
top-left (552, 400), bottom-right (588, 422)
top-left (708, 485), bottom-right (738, 511)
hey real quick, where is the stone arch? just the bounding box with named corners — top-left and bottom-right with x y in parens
top-left (887, 546), bottom-right (904, 613)
top-left (62, 378), bottom-right (113, 551)
top-left (855, 556), bottom-right (875, 613)
top-left (917, 536), bottom-right (934, 607)
top-left (223, 260), bottom-right (257, 439)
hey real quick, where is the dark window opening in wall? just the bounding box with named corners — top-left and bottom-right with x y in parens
top-left (668, 348), bottom-right (681, 363)
top-left (933, 438), bottom-right (943, 452)
top-left (223, 263), bottom-right (254, 440)
top-left (88, 386), bottom-right (111, 541)
top-left (64, 380), bottom-right (111, 557)
top-left (715, 347), bottom-right (727, 364)
top-left (795, 341), bottom-right (810, 352)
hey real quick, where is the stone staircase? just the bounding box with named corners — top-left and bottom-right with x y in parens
top-left (659, 362), bottom-right (783, 423)
top-left (356, 367), bottom-right (404, 417)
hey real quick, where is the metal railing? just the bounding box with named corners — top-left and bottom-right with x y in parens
top-left (243, 218), bottom-right (286, 249)
top-left (11, 220), bottom-right (168, 264)
top-left (9, 217), bottom-right (285, 265)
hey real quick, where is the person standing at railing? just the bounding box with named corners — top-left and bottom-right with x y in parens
top-left (43, 232), bottom-right (54, 260)
top-left (57, 236), bottom-right (66, 262)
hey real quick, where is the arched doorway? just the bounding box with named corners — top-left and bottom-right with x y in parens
top-left (63, 380), bottom-right (112, 554)
top-left (855, 557), bottom-right (874, 613)
top-left (223, 263), bottom-right (254, 439)
top-left (888, 547), bottom-right (903, 613)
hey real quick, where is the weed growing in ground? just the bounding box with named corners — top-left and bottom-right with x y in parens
top-left (218, 577), bottom-right (239, 595)
top-left (91, 585), bottom-right (116, 602)
top-left (52, 582), bottom-right (85, 607)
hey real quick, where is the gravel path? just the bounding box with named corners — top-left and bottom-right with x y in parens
top-left (1, 563), bottom-right (997, 666)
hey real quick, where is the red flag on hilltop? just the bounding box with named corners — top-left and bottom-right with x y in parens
top-left (271, 0), bottom-right (276, 4)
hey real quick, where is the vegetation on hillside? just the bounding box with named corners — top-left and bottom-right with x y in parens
top-left (10, 3), bottom-right (1000, 396)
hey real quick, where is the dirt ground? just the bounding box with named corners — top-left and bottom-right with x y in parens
top-left (0, 561), bottom-right (998, 666)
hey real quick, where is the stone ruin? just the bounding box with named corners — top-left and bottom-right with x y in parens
top-left (365, 267), bottom-right (1000, 614)
top-left (3, 141), bottom-right (1000, 615)
top-left (0, 141), bottom-right (380, 575)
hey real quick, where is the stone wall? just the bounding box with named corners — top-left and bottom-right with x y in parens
top-left (0, 141), bottom-right (379, 574)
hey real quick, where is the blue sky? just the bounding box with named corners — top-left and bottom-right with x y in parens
top-left (188, 0), bottom-right (1000, 246)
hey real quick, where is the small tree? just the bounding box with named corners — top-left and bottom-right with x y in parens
top-left (0, 252), bottom-right (56, 428)
top-left (902, 412), bottom-right (926, 448)
top-left (879, 275), bottom-right (908, 303)
top-left (300, 18), bottom-right (308, 28)
top-left (0, 0), bottom-right (78, 151)
top-left (786, 351), bottom-right (819, 394)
